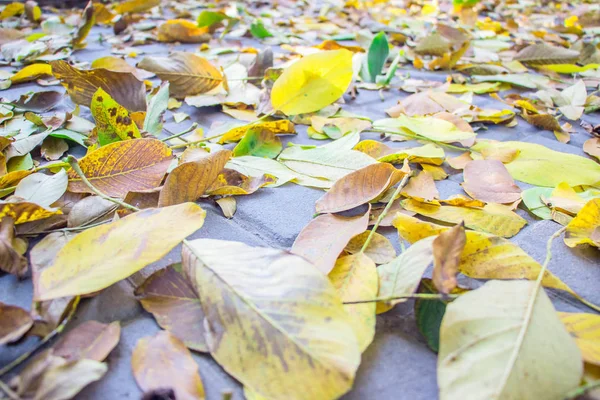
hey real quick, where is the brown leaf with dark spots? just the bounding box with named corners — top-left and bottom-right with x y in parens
top-left (135, 264), bottom-right (207, 352)
top-left (53, 320), bottom-right (120, 362)
top-left (132, 331), bottom-right (205, 400)
top-left (291, 207), bottom-right (369, 274)
top-left (315, 163), bottom-right (405, 214)
top-left (0, 217), bottom-right (28, 277)
top-left (432, 222), bottom-right (466, 295)
top-left (462, 159), bottom-right (522, 204)
top-left (51, 60), bottom-right (147, 111)
top-left (158, 149), bottom-right (231, 207)
top-left (0, 301), bottom-right (33, 344)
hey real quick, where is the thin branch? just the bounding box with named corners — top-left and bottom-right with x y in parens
top-left (565, 379), bottom-right (600, 399)
top-left (0, 380), bottom-right (19, 400)
top-left (160, 123), bottom-right (198, 142)
top-left (343, 293), bottom-right (457, 305)
top-left (0, 296), bottom-right (80, 379)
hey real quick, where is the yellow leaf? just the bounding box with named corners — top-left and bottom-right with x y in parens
top-left (559, 312), bottom-right (600, 366)
top-left (472, 140), bottom-right (600, 187)
top-left (36, 203), bottom-right (206, 301)
top-left (68, 138), bottom-right (173, 198)
top-left (218, 120), bottom-right (295, 144)
top-left (354, 140), bottom-right (445, 165)
top-left (0, 2), bottom-right (24, 20)
top-left (0, 201), bottom-right (62, 225)
top-left (157, 19), bottom-right (210, 43)
top-left (205, 169), bottom-right (275, 196)
top-left (344, 230), bottom-right (396, 264)
top-left (328, 253), bottom-right (378, 352)
top-left (565, 199), bottom-right (600, 248)
top-left (9, 64), bottom-right (52, 84)
top-left (542, 64), bottom-right (600, 74)
top-left (182, 239), bottom-right (361, 400)
top-left (401, 198), bottom-right (527, 238)
top-left (72, 2), bottom-right (95, 48)
top-left (114, 0), bottom-right (160, 14)
top-left (91, 88), bottom-right (141, 146)
top-left (271, 50), bottom-right (353, 115)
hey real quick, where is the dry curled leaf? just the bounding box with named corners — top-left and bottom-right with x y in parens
top-left (0, 301), bottom-right (33, 345)
top-left (432, 222), bottom-right (466, 295)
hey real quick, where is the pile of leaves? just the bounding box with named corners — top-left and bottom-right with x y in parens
top-left (0, 0), bottom-right (600, 399)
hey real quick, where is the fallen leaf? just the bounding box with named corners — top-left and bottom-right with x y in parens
top-left (271, 50), bottom-right (353, 115)
top-left (182, 239), bottom-right (360, 400)
top-left (374, 115), bottom-right (476, 144)
top-left (564, 199), bottom-right (600, 248)
top-left (138, 52), bottom-right (223, 98)
top-left (0, 217), bottom-right (28, 276)
top-left (157, 19), bottom-right (210, 43)
top-left (9, 63), bottom-right (53, 84)
top-left (0, 301), bottom-right (33, 345)
top-left (344, 230), bottom-right (396, 264)
top-left (114, 0), bottom-right (160, 14)
top-left (559, 312), bottom-right (600, 366)
top-left (53, 320), bottom-right (120, 362)
top-left (291, 209), bottom-right (369, 274)
top-left (41, 137), bottom-right (69, 161)
top-left (584, 138), bottom-right (600, 161)
top-left (35, 203), bottom-right (206, 301)
top-left (432, 222), bottom-right (466, 294)
top-left (91, 87), bottom-right (141, 146)
top-left (0, 200), bottom-right (62, 225)
top-left (143, 83), bottom-right (169, 136)
top-left (31, 358), bottom-right (108, 400)
top-left (135, 264), bottom-right (207, 352)
top-left (132, 331), bottom-right (205, 400)
top-left (72, 1), bottom-right (94, 48)
top-left (402, 170), bottom-right (439, 201)
top-left (91, 56), bottom-right (154, 81)
top-left (205, 169), bottom-right (274, 196)
top-left (232, 127), bottom-right (282, 158)
top-left (514, 43), bottom-right (580, 65)
top-left (462, 159), bottom-right (522, 204)
top-left (14, 170), bottom-right (68, 208)
top-left (68, 138), bottom-right (173, 198)
top-left (219, 119), bottom-right (295, 144)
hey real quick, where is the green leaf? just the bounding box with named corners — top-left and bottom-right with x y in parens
top-left (233, 127), bottom-right (282, 158)
top-left (197, 10), bottom-right (229, 28)
top-left (91, 87), bottom-right (141, 147)
top-left (364, 32), bottom-right (389, 83)
top-left (250, 19), bottom-right (273, 39)
top-left (414, 279), bottom-right (446, 353)
top-left (143, 82), bottom-right (169, 137)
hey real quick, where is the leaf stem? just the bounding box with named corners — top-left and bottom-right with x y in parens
top-left (343, 293), bottom-right (457, 304)
top-left (0, 379), bottom-right (19, 400)
top-left (66, 156), bottom-right (139, 213)
top-left (360, 172), bottom-right (412, 253)
top-left (0, 296), bottom-right (80, 379)
top-left (565, 380), bottom-right (600, 399)
top-left (161, 123), bottom-right (198, 142)
top-left (21, 219), bottom-right (112, 236)
top-left (32, 161), bottom-right (70, 173)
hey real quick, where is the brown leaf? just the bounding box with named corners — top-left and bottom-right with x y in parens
top-left (514, 43), bottom-right (580, 65)
top-left (41, 137), bottom-right (69, 161)
top-left (68, 139), bottom-right (173, 198)
top-left (137, 52), bottom-right (224, 98)
top-left (135, 265), bottom-right (207, 352)
top-left (0, 302), bottom-right (33, 345)
top-left (67, 196), bottom-right (117, 228)
top-left (91, 56), bottom-right (154, 81)
top-left (132, 331), bottom-right (205, 400)
top-left (13, 91), bottom-right (63, 113)
top-left (584, 138), bottom-right (600, 161)
top-left (0, 217), bottom-right (28, 277)
top-left (51, 60), bottom-right (147, 111)
top-left (522, 110), bottom-right (564, 133)
top-left (462, 159), bottom-right (522, 204)
top-left (205, 169), bottom-right (275, 196)
top-left (157, 20), bottom-right (210, 43)
top-left (344, 231), bottom-right (396, 264)
top-left (53, 320), bottom-right (120, 362)
top-left (432, 222), bottom-right (466, 295)
top-left (291, 208), bottom-right (369, 274)
top-left (315, 163), bottom-right (404, 214)
top-left (402, 170), bottom-right (439, 201)
top-left (158, 149), bottom-right (231, 207)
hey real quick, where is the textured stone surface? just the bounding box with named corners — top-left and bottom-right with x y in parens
top-left (1, 22), bottom-right (599, 400)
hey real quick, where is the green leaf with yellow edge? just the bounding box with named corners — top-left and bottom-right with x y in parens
top-left (114, 0), bottom-right (159, 14)
top-left (68, 138), bottom-right (173, 198)
top-left (401, 198), bottom-right (527, 238)
top-left (328, 253), bottom-right (378, 351)
top-left (182, 239), bottom-right (361, 400)
top-left (438, 280), bottom-right (582, 400)
top-left (9, 63), bottom-right (52, 84)
top-left (0, 200), bottom-right (62, 225)
top-left (271, 50), bottom-right (353, 115)
top-left (374, 115), bottom-right (476, 144)
top-left (354, 140), bottom-right (445, 165)
top-left (472, 140), bottom-right (600, 187)
top-left (91, 88), bottom-right (141, 146)
top-left (35, 202), bottom-right (206, 301)
top-left (233, 127), bottom-right (282, 159)
top-left (559, 312), bottom-right (600, 366)
top-left (564, 199), bottom-right (600, 248)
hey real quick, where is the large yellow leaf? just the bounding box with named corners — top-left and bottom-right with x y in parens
top-left (35, 203), bottom-right (206, 301)
top-left (91, 88), bottom-right (141, 146)
top-left (564, 199), bottom-right (600, 248)
top-left (559, 312), bottom-right (600, 366)
top-left (68, 138), bottom-right (173, 198)
top-left (401, 198), bottom-right (527, 238)
top-left (438, 280), bottom-right (582, 400)
top-left (328, 253), bottom-right (378, 351)
top-left (51, 60), bottom-right (147, 111)
top-left (182, 239), bottom-right (361, 400)
top-left (271, 50), bottom-right (353, 115)
top-left (137, 52), bottom-right (223, 98)
top-left (472, 140), bottom-right (600, 187)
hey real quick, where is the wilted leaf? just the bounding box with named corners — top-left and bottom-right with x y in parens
top-left (205, 169), bottom-right (274, 196)
top-left (67, 196), bottom-right (116, 228)
top-left (0, 301), bottom-right (33, 344)
top-left (72, 1), bottom-right (94, 48)
top-left (432, 223), bottom-right (465, 295)
top-left (51, 60), bottom-right (146, 111)
top-left (402, 170), bottom-right (439, 201)
top-left (271, 50), bottom-right (353, 115)
top-left (315, 163), bottom-right (404, 214)
top-left (135, 264), bottom-right (207, 352)
top-left (14, 170), bottom-right (68, 208)
top-left (219, 119), bottom-right (295, 144)
top-left (227, 156), bottom-right (297, 187)
top-left (584, 138), bottom-right (600, 161)
top-left (91, 56), bottom-right (154, 81)
top-left (291, 209), bottom-right (369, 274)
top-left (462, 159), bottom-right (522, 204)
top-left (132, 331), bottom-right (205, 400)
top-left (68, 138), bottom-right (173, 198)
top-left (35, 203), bottom-right (206, 300)
top-left (438, 280), bottom-right (582, 400)
top-left (31, 358), bottom-right (107, 400)
top-left (559, 312), bottom-right (600, 366)
top-left (53, 320), bottom-right (120, 362)
top-left (182, 239), bottom-right (360, 400)
top-left (329, 252), bottom-right (378, 351)
top-left (158, 149), bottom-right (231, 207)
top-left (564, 199), bottom-right (600, 248)
top-left (0, 217), bottom-right (28, 277)
top-left (344, 230), bottom-right (396, 264)
top-left (514, 43), bottom-right (580, 65)
top-left (138, 52), bottom-right (223, 98)
top-left (0, 200), bottom-right (62, 225)
top-left (91, 87), bottom-right (141, 146)
top-left (157, 19), bottom-right (210, 43)
top-left (114, 0), bottom-right (160, 14)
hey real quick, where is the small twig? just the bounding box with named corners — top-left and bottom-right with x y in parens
top-left (343, 293), bottom-right (458, 305)
top-left (360, 172), bottom-right (412, 253)
top-left (32, 161), bottom-right (70, 173)
top-left (66, 156), bottom-right (138, 213)
top-left (565, 379), bottom-right (600, 399)
top-left (0, 296), bottom-right (80, 379)
top-left (0, 380), bottom-right (19, 400)
top-left (22, 219), bottom-right (112, 236)
top-left (160, 123), bottom-right (198, 142)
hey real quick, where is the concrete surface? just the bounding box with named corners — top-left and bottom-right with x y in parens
top-left (1, 23), bottom-right (599, 400)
